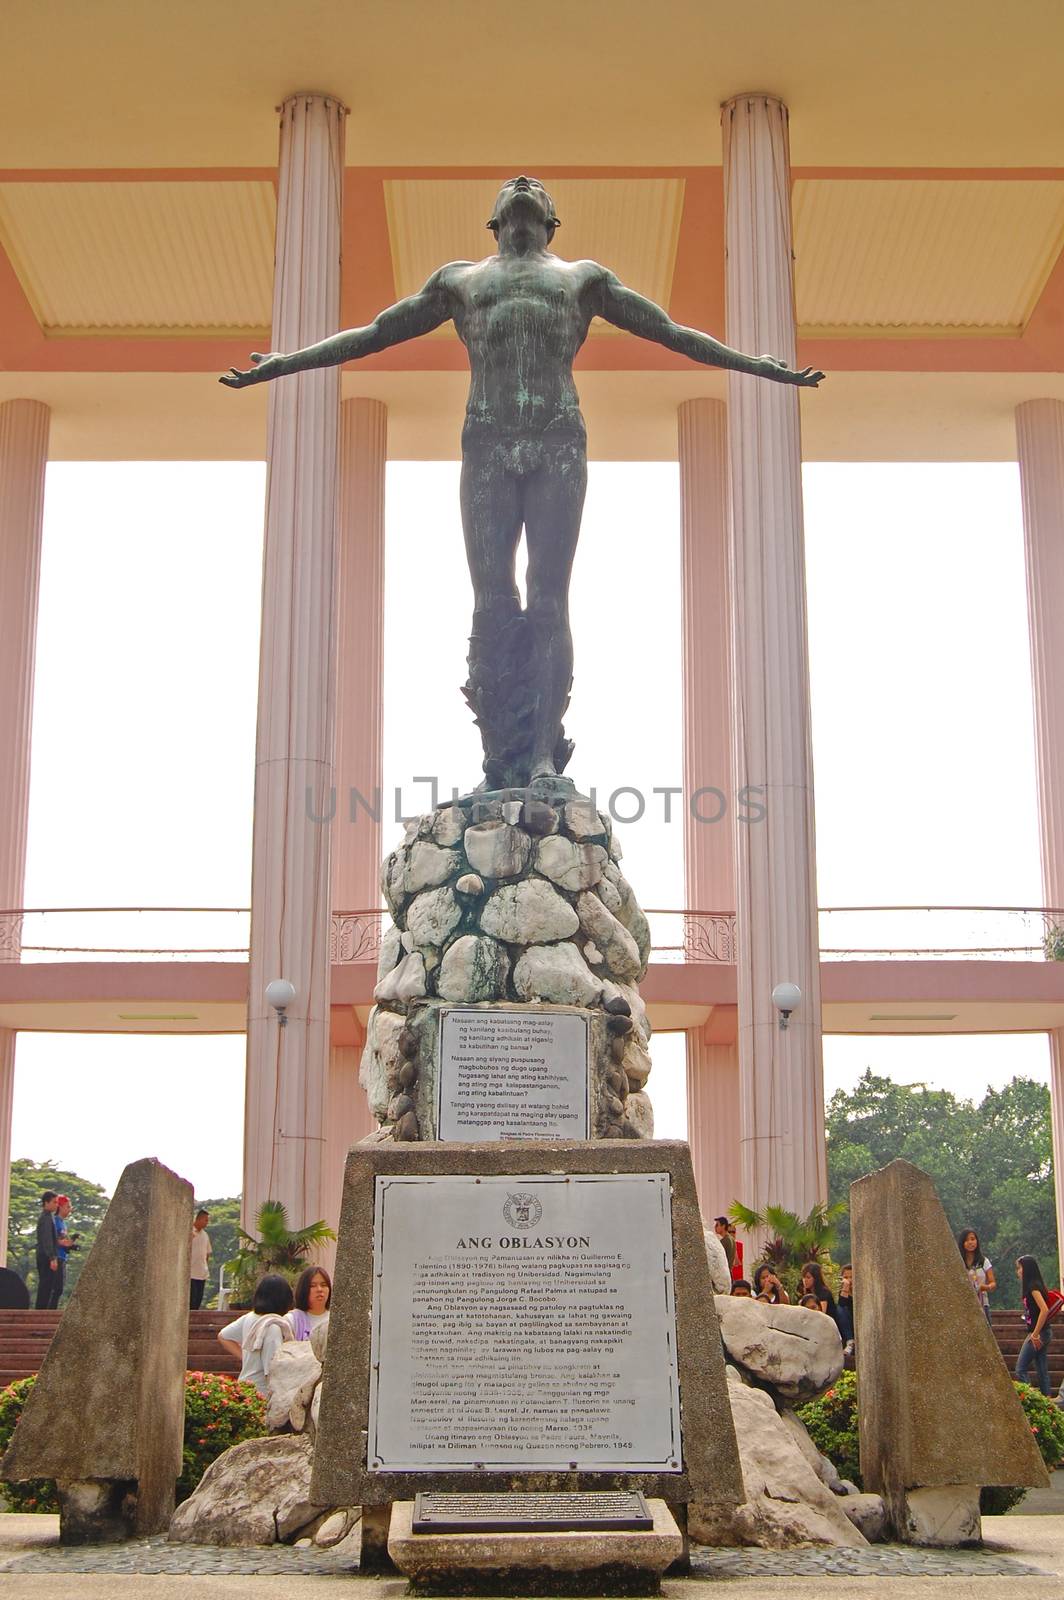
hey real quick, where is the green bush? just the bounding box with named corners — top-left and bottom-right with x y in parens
top-left (797, 1371), bottom-right (1064, 1515)
top-left (0, 1370), bottom-right (267, 1513)
top-left (797, 1369), bottom-right (861, 1487)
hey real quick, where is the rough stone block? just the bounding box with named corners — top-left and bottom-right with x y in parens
top-left (851, 1158), bottom-right (1047, 1541)
top-left (1, 1156), bottom-right (192, 1540)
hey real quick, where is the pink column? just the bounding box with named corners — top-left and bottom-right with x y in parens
top-left (0, 399), bottom-right (50, 1264)
top-left (722, 93), bottom-right (826, 1219)
top-left (1017, 399), bottom-right (1064, 1268)
top-left (244, 95), bottom-right (346, 1235)
top-left (678, 397), bottom-right (740, 1214)
top-left (322, 397), bottom-right (388, 1229)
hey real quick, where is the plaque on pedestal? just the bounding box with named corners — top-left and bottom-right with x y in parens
top-left (437, 1006), bottom-right (590, 1141)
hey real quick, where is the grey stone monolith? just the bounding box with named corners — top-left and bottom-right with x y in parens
top-left (852, 1158), bottom-right (1047, 1544)
top-left (1, 1157), bottom-right (193, 1541)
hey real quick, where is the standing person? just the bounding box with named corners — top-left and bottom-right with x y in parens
top-left (713, 1218), bottom-right (736, 1275)
top-left (1016, 1255), bottom-right (1054, 1396)
top-left (288, 1267), bottom-right (331, 1340)
top-left (34, 1192), bottom-right (59, 1310)
top-left (835, 1263), bottom-right (855, 1363)
top-left (957, 1228), bottom-right (996, 1325)
top-left (52, 1196), bottom-right (74, 1307)
top-left (752, 1264), bottom-right (791, 1304)
top-left (189, 1209), bottom-right (212, 1310)
top-left (217, 1274), bottom-right (294, 1396)
top-left (799, 1261), bottom-right (837, 1319)
top-left (729, 1222), bottom-right (745, 1283)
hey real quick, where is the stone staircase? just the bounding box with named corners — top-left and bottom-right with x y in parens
top-left (990, 1308), bottom-right (1064, 1388)
top-left (0, 1309), bottom-right (242, 1387)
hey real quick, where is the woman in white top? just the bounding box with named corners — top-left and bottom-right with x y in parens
top-left (288, 1265), bottom-right (331, 1342)
top-left (957, 1228), bottom-right (996, 1325)
top-left (218, 1273), bottom-right (294, 1395)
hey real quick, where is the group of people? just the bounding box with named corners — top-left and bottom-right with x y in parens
top-left (217, 1267), bottom-right (332, 1395)
top-left (728, 1258), bottom-right (856, 1361)
top-left (33, 1190), bottom-right (76, 1309)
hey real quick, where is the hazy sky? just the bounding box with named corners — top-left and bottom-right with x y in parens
top-left (10, 456), bottom-right (1050, 1199)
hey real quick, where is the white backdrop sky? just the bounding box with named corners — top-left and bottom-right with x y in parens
top-left (10, 458), bottom-right (1050, 1199)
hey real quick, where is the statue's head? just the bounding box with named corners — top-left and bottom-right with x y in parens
top-left (487, 176), bottom-right (561, 242)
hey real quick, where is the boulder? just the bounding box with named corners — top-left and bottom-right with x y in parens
top-left (562, 800), bottom-right (608, 841)
top-left (405, 886), bottom-right (462, 949)
top-left (359, 1007), bottom-right (405, 1119)
top-left (168, 1435), bottom-right (323, 1547)
top-left (533, 835), bottom-right (607, 891)
top-left (404, 840), bottom-right (460, 893)
top-left (690, 1373), bottom-right (868, 1549)
top-left (623, 1089), bottom-right (654, 1138)
top-left (513, 942), bottom-right (603, 1006)
top-left (437, 935), bottom-right (509, 1003)
top-left (842, 1494), bottom-right (888, 1542)
top-left (480, 879), bottom-right (579, 944)
top-left (431, 806), bottom-right (466, 846)
top-left (265, 1341), bottom-right (322, 1434)
top-left (715, 1296), bottom-right (844, 1404)
top-left (455, 872), bottom-right (484, 896)
top-left (373, 950), bottom-right (427, 1004)
top-left (702, 1227), bottom-right (732, 1295)
top-left (464, 820), bottom-right (532, 880)
top-left (576, 892), bottom-right (641, 981)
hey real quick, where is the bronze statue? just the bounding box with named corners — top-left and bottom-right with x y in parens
top-left (223, 176), bottom-right (823, 794)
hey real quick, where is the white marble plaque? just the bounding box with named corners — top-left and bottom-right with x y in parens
top-left (437, 1007), bottom-right (590, 1141)
top-left (367, 1171), bottom-right (682, 1473)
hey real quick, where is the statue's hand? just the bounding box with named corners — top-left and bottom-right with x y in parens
top-left (758, 355), bottom-right (825, 388)
top-left (219, 352), bottom-right (288, 388)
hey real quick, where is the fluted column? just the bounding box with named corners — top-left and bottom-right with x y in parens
top-left (678, 397), bottom-right (740, 1213)
top-left (0, 399), bottom-right (50, 1264)
top-left (244, 94), bottom-right (346, 1234)
top-left (322, 397), bottom-right (388, 1231)
top-left (1017, 399), bottom-right (1064, 1265)
top-left (722, 94), bottom-right (826, 1218)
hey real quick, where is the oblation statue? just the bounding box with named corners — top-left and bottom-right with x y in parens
top-left (223, 176), bottom-right (823, 793)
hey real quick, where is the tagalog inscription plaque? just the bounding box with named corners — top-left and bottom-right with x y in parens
top-left (437, 1007), bottom-right (590, 1141)
top-left (367, 1171), bottom-right (681, 1473)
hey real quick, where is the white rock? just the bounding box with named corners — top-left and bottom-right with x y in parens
top-left (480, 879), bottom-right (579, 944)
top-left (464, 820), bottom-right (532, 880)
top-left (264, 1341), bottom-right (322, 1434)
top-left (359, 1007), bottom-right (405, 1119)
top-left (404, 840), bottom-right (460, 893)
top-left (777, 1409), bottom-right (843, 1492)
top-left (623, 1089), bottom-right (654, 1138)
top-left (842, 1494), bottom-right (887, 1542)
top-left (373, 950), bottom-right (427, 1004)
top-left (611, 872), bottom-right (650, 974)
top-left (714, 1297), bottom-right (844, 1403)
top-left (576, 892), bottom-right (642, 981)
top-left (437, 935), bottom-right (509, 1003)
top-left (405, 886), bottom-right (462, 949)
top-left (595, 877), bottom-right (623, 916)
top-left (500, 800), bottom-right (524, 825)
top-left (702, 1226), bottom-right (733, 1295)
top-left (513, 942), bottom-right (603, 1006)
top-left (563, 800), bottom-right (607, 841)
top-left (314, 1510), bottom-right (356, 1547)
top-left (431, 805), bottom-right (466, 846)
top-left (381, 849), bottom-right (407, 916)
top-left (584, 942), bottom-right (604, 965)
top-left (622, 1032), bottom-right (653, 1090)
top-left (534, 834), bottom-right (607, 891)
top-left (690, 1372), bottom-right (868, 1549)
top-left (167, 1435), bottom-right (323, 1547)
top-left (400, 929), bottom-right (415, 952)
top-left (895, 1486), bottom-right (981, 1547)
top-left (375, 924), bottom-right (402, 983)
top-left (455, 873), bottom-right (484, 897)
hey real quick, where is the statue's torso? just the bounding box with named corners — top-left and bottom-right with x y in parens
top-left (448, 253), bottom-right (602, 441)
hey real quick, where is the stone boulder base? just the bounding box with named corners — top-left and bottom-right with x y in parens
top-left (852, 1157), bottom-right (1048, 1543)
top-left (691, 1374), bottom-right (868, 1550)
top-left (1, 1157), bottom-right (192, 1541)
top-left (715, 1297), bottom-right (844, 1404)
top-left (168, 1436), bottom-right (323, 1546)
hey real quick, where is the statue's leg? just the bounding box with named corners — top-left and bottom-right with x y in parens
top-left (459, 440), bottom-right (523, 609)
top-left (523, 438), bottom-right (587, 780)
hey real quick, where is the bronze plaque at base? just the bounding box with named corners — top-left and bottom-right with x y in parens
top-left (412, 1490), bottom-right (654, 1533)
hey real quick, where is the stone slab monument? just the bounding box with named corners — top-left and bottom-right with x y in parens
top-left (851, 1158), bottom-right (1047, 1545)
top-left (1, 1157), bottom-right (193, 1542)
top-left (312, 1139), bottom-right (741, 1585)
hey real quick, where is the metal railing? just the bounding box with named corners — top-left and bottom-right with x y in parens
top-left (1, 905), bottom-right (1062, 965)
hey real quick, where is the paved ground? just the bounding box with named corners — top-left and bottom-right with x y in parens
top-left (4, 1513), bottom-right (1064, 1597)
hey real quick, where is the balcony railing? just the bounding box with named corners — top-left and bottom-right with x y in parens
top-left (0, 906), bottom-right (1062, 965)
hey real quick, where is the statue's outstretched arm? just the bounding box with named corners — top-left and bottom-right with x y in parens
top-left (595, 270), bottom-right (824, 388)
top-left (220, 267), bottom-right (460, 388)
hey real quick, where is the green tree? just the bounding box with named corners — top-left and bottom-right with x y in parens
top-left (6, 1159), bottom-right (109, 1302)
top-left (826, 1071), bottom-right (1057, 1308)
top-left (194, 1195), bottom-right (241, 1307)
top-left (226, 1200), bottom-right (335, 1305)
